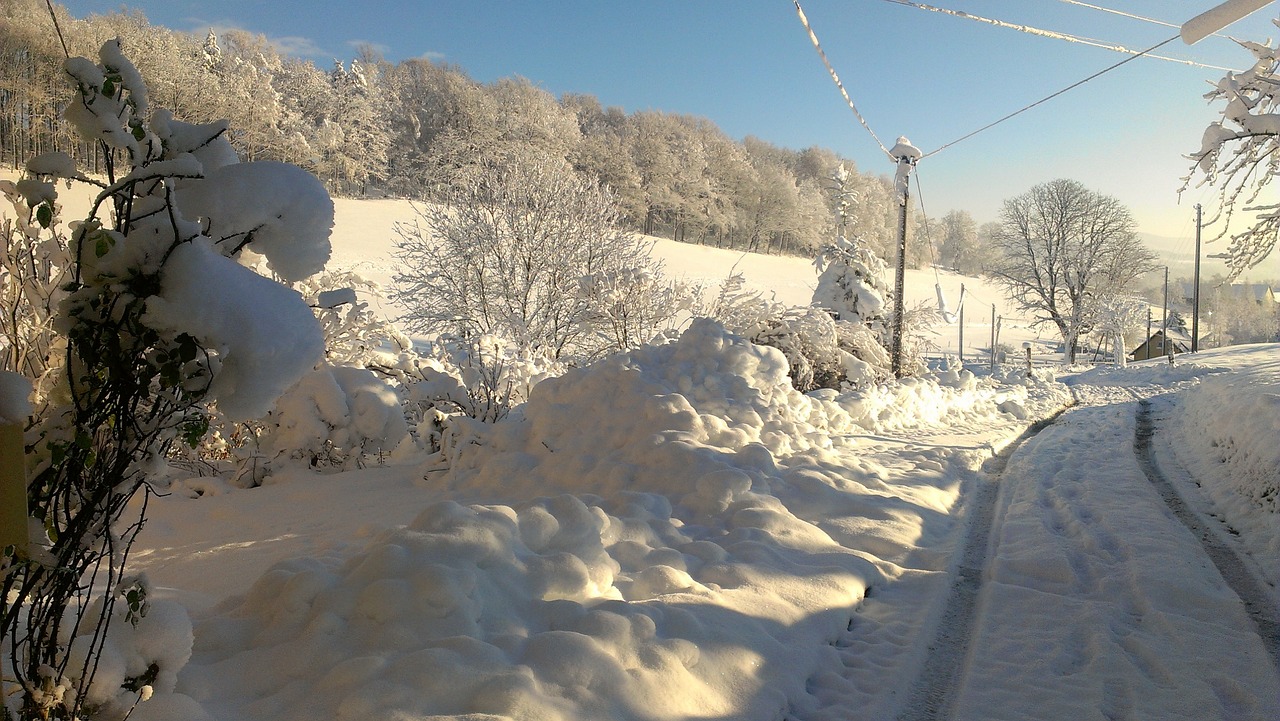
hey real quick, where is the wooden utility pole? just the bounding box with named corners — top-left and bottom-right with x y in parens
top-left (1152, 306), bottom-right (1162, 358)
top-left (889, 137), bottom-right (921, 378)
top-left (1192, 204), bottom-right (1202, 352)
top-left (958, 283), bottom-right (965, 364)
top-left (990, 305), bottom-right (997, 370)
top-left (1161, 266), bottom-right (1169, 356)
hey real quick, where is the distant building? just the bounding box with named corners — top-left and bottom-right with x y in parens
top-left (1130, 329), bottom-right (1191, 361)
top-left (1182, 281), bottom-right (1279, 309)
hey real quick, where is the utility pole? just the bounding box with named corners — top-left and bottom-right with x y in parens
top-left (958, 283), bottom-right (965, 364)
top-left (990, 304), bottom-right (997, 370)
top-left (1192, 204), bottom-right (1202, 352)
top-left (1152, 306), bottom-right (1162, 358)
top-left (1161, 266), bottom-right (1169, 357)
top-left (889, 137), bottom-right (922, 378)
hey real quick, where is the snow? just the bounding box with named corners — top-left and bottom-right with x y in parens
top-left (176, 160), bottom-right (334, 281)
top-left (25, 152), bottom-right (82, 180)
top-left (143, 238), bottom-right (325, 421)
top-left (1180, 0), bottom-right (1275, 44)
top-left (7, 186), bottom-right (1279, 718)
top-left (1162, 345), bottom-right (1280, 583)
top-left (954, 363), bottom-right (1279, 720)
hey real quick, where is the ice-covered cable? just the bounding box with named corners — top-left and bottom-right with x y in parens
top-left (793, 0), bottom-right (895, 162)
top-left (922, 34), bottom-right (1180, 158)
top-left (880, 0), bottom-right (1232, 70)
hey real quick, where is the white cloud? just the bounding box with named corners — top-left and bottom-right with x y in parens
top-left (185, 19), bottom-right (330, 59)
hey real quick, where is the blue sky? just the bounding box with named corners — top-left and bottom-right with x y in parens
top-left (59, 0), bottom-right (1280, 268)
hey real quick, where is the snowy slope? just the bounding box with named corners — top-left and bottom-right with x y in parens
top-left (326, 196), bottom-right (1044, 362)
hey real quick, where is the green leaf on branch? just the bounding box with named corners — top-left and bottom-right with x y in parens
top-left (180, 416), bottom-right (209, 448)
top-left (94, 232), bottom-right (114, 258)
top-left (35, 203), bottom-right (52, 229)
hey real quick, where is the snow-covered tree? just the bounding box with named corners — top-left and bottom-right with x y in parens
top-left (1092, 295), bottom-right (1147, 367)
top-left (1181, 27), bottom-right (1280, 278)
top-left (987, 179), bottom-right (1158, 364)
top-left (936, 209), bottom-right (991, 274)
top-left (319, 56), bottom-right (391, 194)
top-left (812, 235), bottom-right (890, 329)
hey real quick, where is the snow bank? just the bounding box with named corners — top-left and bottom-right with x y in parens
top-left (170, 320), bottom-right (1072, 720)
top-left (441, 320), bottom-right (1066, 502)
top-left (1167, 354), bottom-right (1280, 579)
top-left (182, 489), bottom-right (867, 721)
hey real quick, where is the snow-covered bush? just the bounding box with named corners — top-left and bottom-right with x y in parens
top-left (812, 235), bottom-right (890, 328)
top-left (577, 265), bottom-right (702, 354)
top-left (296, 269), bottom-right (411, 367)
top-left (700, 231), bottom-right (909, 393)
top-left (391, 153), bottom-right (662, 364)
top-left (701, 272), bottom-right (889, 392)
top-left (812, 234), bottom-right (905, 383)
top-left (398, 334), bottom-right (565, 455)
top-left (1, 40), bottom-right (329, 721)
top-left (242, 362), bottom-right (409, 479)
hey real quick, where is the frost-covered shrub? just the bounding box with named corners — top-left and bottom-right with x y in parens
top-left (407, 334), bottom-right (563, 432)
top-left (245, 362), bottom-right (409, 478)
top-left (392, 154), bottom-right (660, 364)
top-left (703, 273), bottom-right (889, 392)
top-left (60, 577), bottom-right (193, 720)
top-left (296, 269), bottom-right (412, 367)
top-left (577, 265), bottom-right (702, 354)
top-left (0, 174), bottom-right (75, 392)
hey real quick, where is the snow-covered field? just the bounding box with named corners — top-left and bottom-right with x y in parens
top-left (326, 196), bottom-right (1047, 363)
top-left (98, 195), bottom-right (1279, 721)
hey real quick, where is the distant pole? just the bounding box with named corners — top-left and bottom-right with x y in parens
top-left (1152, 306), bottom-right (1162, 358)
top-left (1161, 266), bottom-right (1169, 356)
top-left (888, 138), bottom-right (921, 378)
top-left (990, 304), bottom-right (997, 370)
top-left (1192, 204), bottom-right (1202, 352)
top-left (958, 283), bottom-right (965, 364)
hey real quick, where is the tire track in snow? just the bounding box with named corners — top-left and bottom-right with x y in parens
top-left (1134, 399), bottom-right (1280, 670)
top-left (895, 406), bottom-right (1072, 721)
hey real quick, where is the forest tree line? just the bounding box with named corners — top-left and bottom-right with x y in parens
top-left (0, 0), bottom-right (999, 267)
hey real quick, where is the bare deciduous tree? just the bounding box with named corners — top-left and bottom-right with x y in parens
top-left (987, 179), bottom-right (1158, 363)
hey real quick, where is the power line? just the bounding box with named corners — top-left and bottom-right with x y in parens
top-left (793, 0), bottom-right (894, 161)
top-left (879, 0), bottom-right (1232, 70)
top-left (922, 34), bottom-right (1179, 158)
top-left (1055, 0), bottom-right (1185, 33)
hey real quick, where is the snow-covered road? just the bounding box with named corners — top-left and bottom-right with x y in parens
top-left (943, 388), bottom-right (1280, 720)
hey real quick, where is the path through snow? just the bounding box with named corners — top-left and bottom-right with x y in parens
top-left (947, 385), bottom-right (1280, 720)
